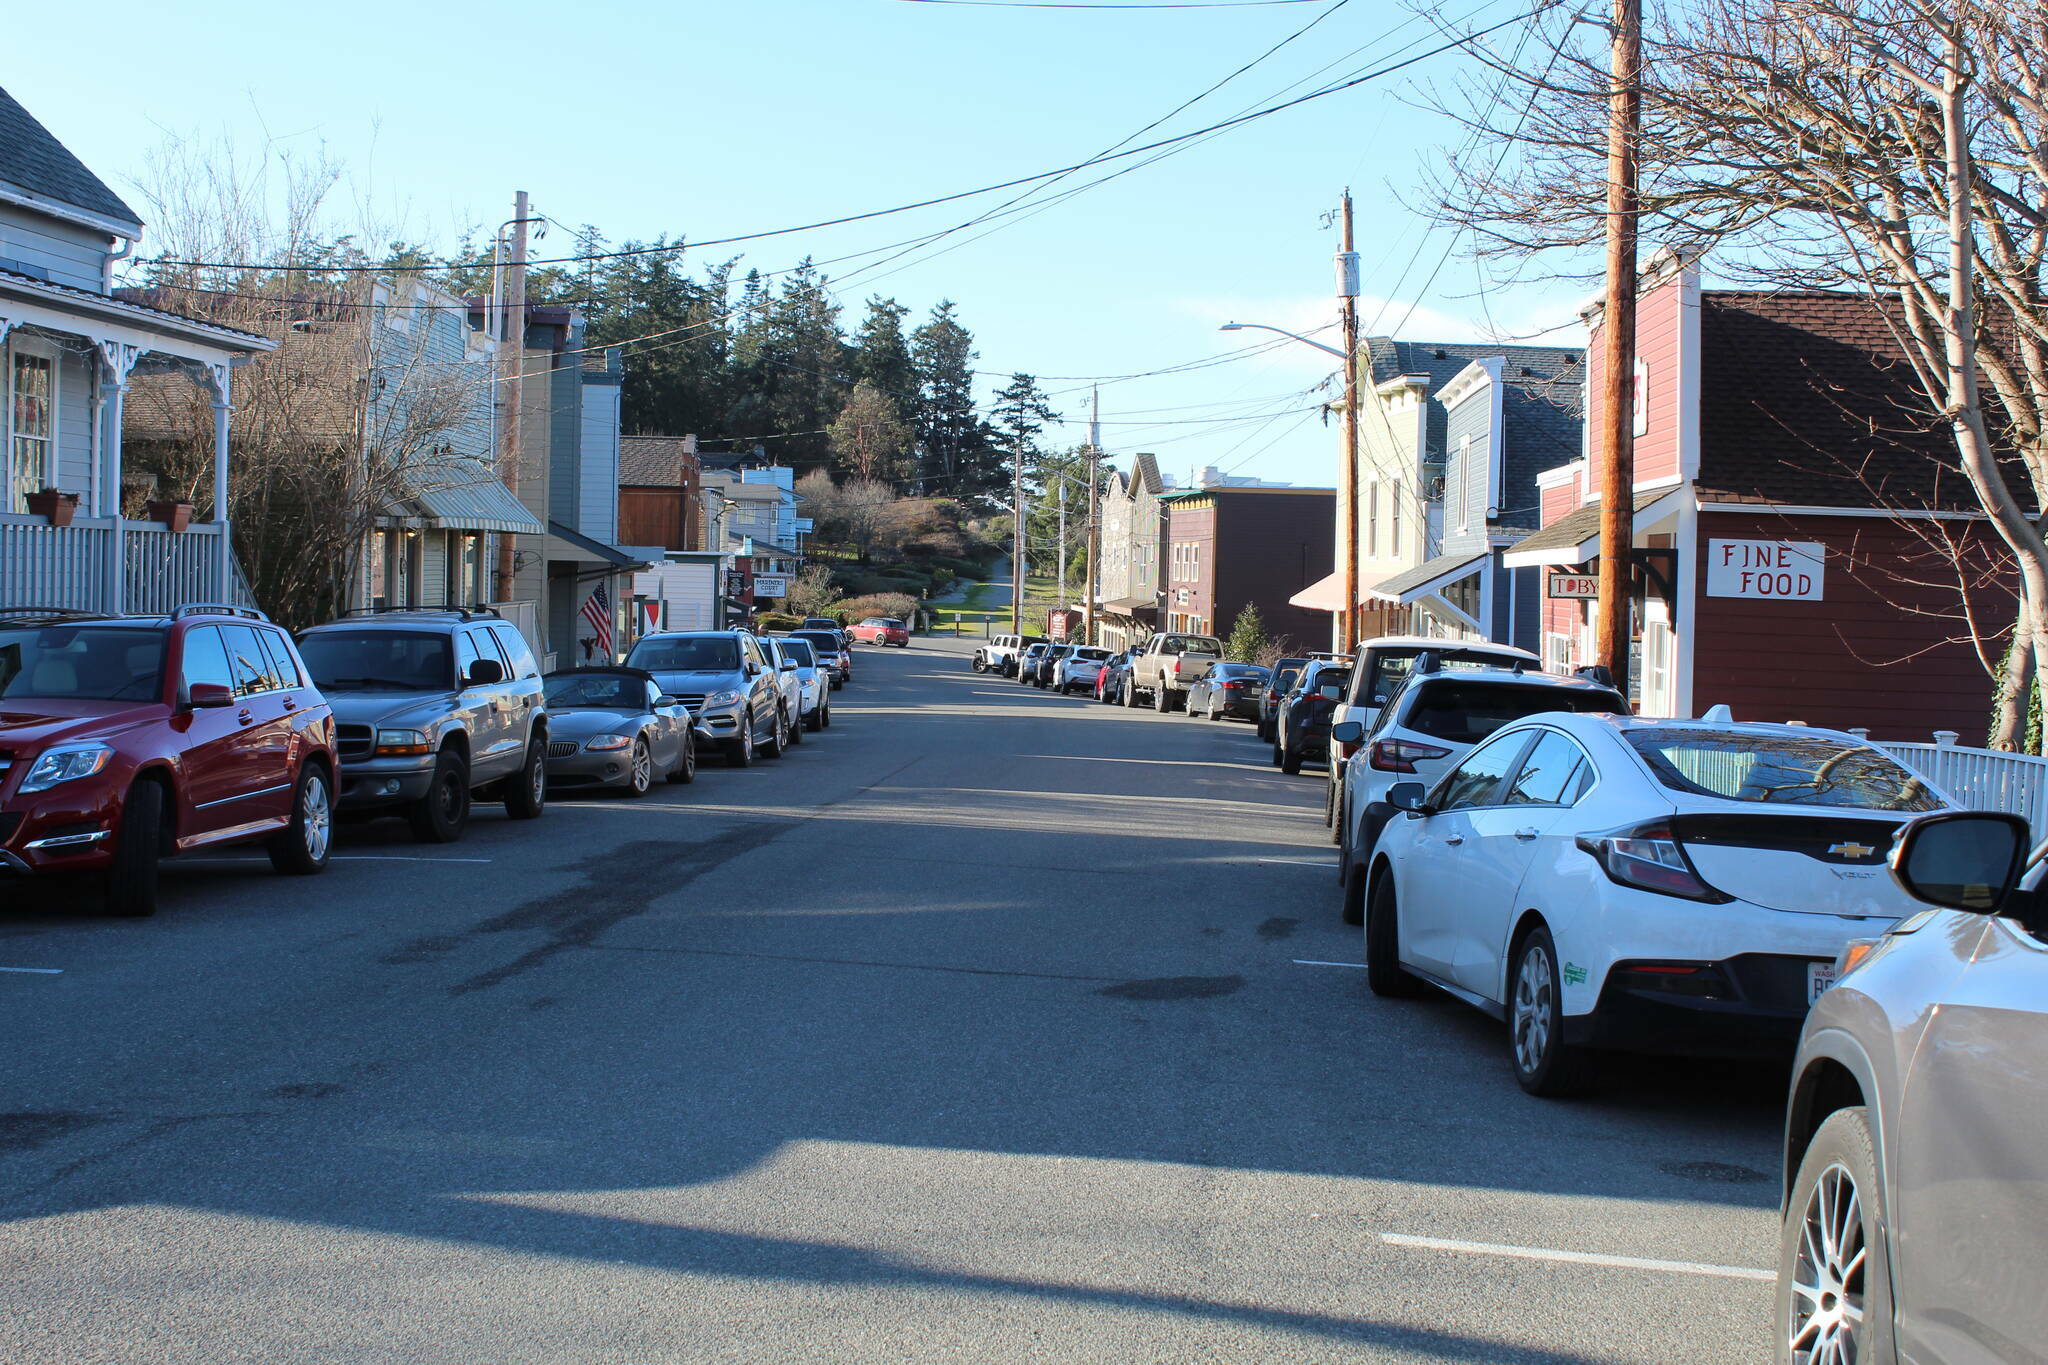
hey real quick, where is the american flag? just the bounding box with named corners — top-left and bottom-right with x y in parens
top-left (580, 581), bottom-right (615, 661)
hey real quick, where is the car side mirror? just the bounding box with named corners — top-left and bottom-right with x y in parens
top-left (1331, 720), bottom-right (1364, 744)
top-left (1373, 693), bottom-right (1389, 706)
top-left (656, 694), bottom-right (681, 707)
top-left (466, 658), bottom-right (504, 686)
top-left (781, 659), bottom-right (798, 671)
top-left (1387, 781), bottom-right (1430, 815)
top-left (1890, 811), bottom-right (2029, 913)
top-left (187, 681), bottom-right (235, 709)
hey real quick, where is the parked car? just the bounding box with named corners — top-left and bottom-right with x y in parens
top-left (1257, 657), bottom-right (1309, 741)
top-left (790, 629), bottom-right (852, 688)
top-left (298, 607), bottom-right (548, 842)
top-left (0, 605), bottom-right (337, 916)
top-left (975, 633), bottom-right (1047, 676)
top-left (1096, 650), bottom-right (1135, 702)
top-left (1361, 716), bottom-right (1951, 1095)
top-left (1185, 662), bottom-right (1271, 721)
top-left (1027, 643), bottom-right (1077, 689)
top-left (756, 638), bottom-right (810, 747)
top-left (1272, 660), bottom-right (1352, 774)
top-left (799, 617), bottom-right (849, 647)
top-left (771, 636), bottom-right (831, 729)
top-left (1776, 809), bottom-right (2045, 1365)
top-left (1335, 665), bottom-right (1628, 897)
top-left (1123, 632), bottom-right (1224, 711)
top-left (1326, 637), bottom-right (1541, 836)
top-left (541, 667), bottom-right (696, 794)
top-left (851, 616), bottom-right (910, 647)
top-left (1015, 642), bottom-right (1056, 687)
top-left (624, 630), bottom-right (787, 767)
top-left (1054, 646), bottom-right (1114, 695)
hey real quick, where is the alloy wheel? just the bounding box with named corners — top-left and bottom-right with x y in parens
top-left (1788, 1164), bottom-right (1868, 1364)
top-left (631, 740), bottom-right (653, 791)
top-left (302, 774), bottom-right (332, 861)
top-left (1512, 944), bottom-right (1555, 1076)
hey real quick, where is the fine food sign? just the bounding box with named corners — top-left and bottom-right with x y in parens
top-left (1547, 572), bottom-right (1599, 600)
top-left (1707, 539), bottom-right (1824, 600)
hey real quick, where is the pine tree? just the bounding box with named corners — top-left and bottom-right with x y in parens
top-left (1226, 604), bottom-right (1269, 663)
top-left (912, 301), bottom-right (990, 499)
top-left (850, 297), bottom-right (916, 401)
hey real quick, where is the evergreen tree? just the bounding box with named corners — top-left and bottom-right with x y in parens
top-left (1226, 604), bottom-right (1269, 663)
top-left (912, 302), bottom-right (992, 499)
top-left (850, 297), bottom-right (916, 401)
top-left (586, 246), bottom-right (734, 438)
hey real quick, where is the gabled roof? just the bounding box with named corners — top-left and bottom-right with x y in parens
top-left (0, 86), bottom-right (142, 237)
top-left (1695, 291), bottom-right (2019, 511)
top-left (1129, 450), bottom-right (1163, 497)
top-left (1365, 338), bottom-right (1584, 476)
top-left (619, 435), bottom-right (696, 488)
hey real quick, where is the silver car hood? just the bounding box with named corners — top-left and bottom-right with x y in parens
top-left (546, 709), bottom-right (644, 740)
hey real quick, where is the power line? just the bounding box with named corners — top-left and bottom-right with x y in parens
top-left (891, 0), bottom-right (1326, 7)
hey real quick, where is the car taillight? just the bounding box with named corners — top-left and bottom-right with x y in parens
top-left (1575, 822), bottom-right (1731, 903)
top-left (1220, 681), bottom-right (1244, 689)
top-left (1368, 738), bottom-right (1451, 773)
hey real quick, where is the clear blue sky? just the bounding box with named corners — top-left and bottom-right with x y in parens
top-left (9, 0), bottom-right (1587, 486)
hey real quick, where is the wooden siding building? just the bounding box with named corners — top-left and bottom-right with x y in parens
top-left (1161, 486), bottom-right (1334, 646)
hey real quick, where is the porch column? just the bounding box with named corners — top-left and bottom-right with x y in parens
top-left (96, 342), bottom-right (140, 614)
top-left (209, 362), bottom-right (233, 599)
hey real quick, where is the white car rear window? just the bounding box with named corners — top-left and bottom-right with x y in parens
top-left (1627, 730), bottom-right (1943, 811)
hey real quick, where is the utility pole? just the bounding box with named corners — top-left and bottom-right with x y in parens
top-left (1085, 387), bottom-right (1101, 647)
top-left (494, 190), bottom-right (530, 603)
top-left (1010, 435), bottom-right (1025, 636)
top-left (1337, 190), bottom-right (1361, 654)
top-left (1595, 0), bottom-right (1641, 692)
top-left (1057, 475), bottom-right (1069, 614)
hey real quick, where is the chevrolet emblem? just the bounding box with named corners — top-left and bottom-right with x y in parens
top-left (1829, 841), bottom-right (1875, 859)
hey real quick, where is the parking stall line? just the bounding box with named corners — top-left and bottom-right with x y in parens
top-left (1379, 1233), bottom-right (1774, 1282)
top-left (0, 966), bottom-right (64, 975)
top-left (1292, 959), bottom-right (1365, 969)
top-left (179, 856), bottom-right (496, 865)
top-left (1258, 858), bottom-right (1337, 868)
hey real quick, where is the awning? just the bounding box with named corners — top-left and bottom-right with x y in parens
top-left (1501, 489), bottom-right (1685, 568)
top-left (1099, 596), bottom-right (1157, 616)
top-left (381, 460), bottom-right (545, 535)
top-left (1368, 549), bottom-right (1490, 605)
top-left (1288, 570), bottom-right (1365, 614)
top-left (546, 520), bottom-right (653, 570)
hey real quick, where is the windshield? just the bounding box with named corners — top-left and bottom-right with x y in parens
top-left (1366, 649), bottom-right (1515, 703)
top-left (627, 636), bottom-right (740, 672)
top-left (1159, 636), bottom-right (1222, 655)
top-left (1627, 730), bottom-right (1943, 811)
top-left (1074, 649), bottom-right (1112, 662)
top-left (0, 625), bottom-right (164, 702)
top-left (545, 674), bottom-right (643, 709)
top-left (779, 640), bottom-right (816, 665)
top-left (1402, 682), bottom-right (1623, 745)
top-left (298, 630), bottom-right (452, 692)
top-left (791, 632), bottom-right (840, 654)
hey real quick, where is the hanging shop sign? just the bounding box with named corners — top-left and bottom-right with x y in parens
top-left (752, 573), bottom-right (791, 598)
top-left (1547, 572), bottom-right (1599, 600)
top-left (1706, 539), bottom-right (1824, 601)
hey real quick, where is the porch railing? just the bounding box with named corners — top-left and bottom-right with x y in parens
top-left (0, 514), bottom-right (251, 614)
top-left (1880, 739), bottom-right (2048, 842)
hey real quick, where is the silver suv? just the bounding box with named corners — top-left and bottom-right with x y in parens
top-left (297, 608), bottom-right (548, 841)
top-left (624, 629), bottom-right (787, 767)
top-left (1776, 810), bottom-right (2047, 1364)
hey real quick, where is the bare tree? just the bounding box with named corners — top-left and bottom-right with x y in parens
top-left (1429, 0), bottom-right (2048, 746)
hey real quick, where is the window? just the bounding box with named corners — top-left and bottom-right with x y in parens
top-left (1624, 730), bottom-right (1943, 811)
top-left (490, 624), bottom-right (539, 679)
top-left (1543, 632), bottom-right (1572, 675)
top-left (7, 342), bottom-right (56, 514)
top-left (1455, 435), bottom-right (1472, 533)
top-left (298, 630), bottom-right (455, 693)
top-left (1406, 681), bottom-right (1624, 746)
top-left (221, 624), bottom-right (280, 696)
top-left (180, 626), bottom-right (234, 694)
top-left (258, 630), bottom-right (304, 689)
top-left (1367, 482), bottom-right (1379, 557)
top-left (1391, 485), bottom-right (1402, 558)
top-left (454, 629), bottom-right (487, 681)
top-left (1435, 733), bottom-right (1535, 812)
top-left (1504, 731), bottom-right (1591, 806)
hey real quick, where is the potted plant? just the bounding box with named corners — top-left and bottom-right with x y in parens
top-left (23, 488), bottom-right (79, 526)
top-left (146, 500), bottom-right (195, 532)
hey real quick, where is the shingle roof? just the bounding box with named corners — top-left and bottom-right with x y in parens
top-left (1696, 291), bottom-right (2022, 511)
top-left (1503, 490), bottom-right (1670, 562)
top-left (0, 86), bottom-right (142, 233)
top-left (619, 435), bottom-right (695, 488)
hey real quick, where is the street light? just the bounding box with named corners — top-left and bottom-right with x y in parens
top-left (1218, 321), bottom-right (1347, 360)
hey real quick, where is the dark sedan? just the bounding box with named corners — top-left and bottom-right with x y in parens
top-left (1272, 661), bottom-right (1350, 775)
top-left (1185, 662), bottom-right (1271, 721)
top-left (1257, 656), bottom-right (1307, 741)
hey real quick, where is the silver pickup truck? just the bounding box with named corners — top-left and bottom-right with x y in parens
top-left (1122, 632), bottom-right (1223, 711)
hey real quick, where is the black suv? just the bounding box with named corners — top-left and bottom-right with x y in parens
top-left (296, 607), bottom-right (549, 842)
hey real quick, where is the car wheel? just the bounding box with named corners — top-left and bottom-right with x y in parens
top-left (622, 738), bottom-right (655, 798)
top-left (1120, 680), bottom-right (1134, 707)
top-left (787, 705), bottom-right (805, 745)
top-left (1154, 684), bottom-right (1170, 713)
top-left (1508, 925), bottom-right (1594, 1096)
top-left (972, 656), bottom-right (987, 673)
top-left (667, 732), bottom-right (697, 784)
top-left (831, 678), bottom-right (844, 691)
top-left (268, 763), bottom-right (334, 874)
top-left (407, 749), bottom-right (472, 842)
top-left (760, 708), bottom-right (787, 759)
top-left (101, 780), bottom-right (164, 918)
top-left (1362, 872), bottom-right (1419, 993)
top-left (1280, 739), bottom-right (1303, 776)
top-left (503, 738), bottom-right (548, 820)
top-left (1778, 1107), bottom-right (1890, 1365)
top-left (725, 723), bottom-right (754, 768)
top-left (1270, 740), bottom-right (1284, 768)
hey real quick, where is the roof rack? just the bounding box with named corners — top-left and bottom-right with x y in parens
top-left (172, 602), bottom-right (270, 621)
top-left (335, 603), bottom-right (503, 622)
top-left (1573, 663), bottom-right (1617, 689)
top-left (0, 605), bottom-right (120, 622)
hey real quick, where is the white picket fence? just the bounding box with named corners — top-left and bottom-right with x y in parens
top-left (1879, 736), bottom-right (2048, 839)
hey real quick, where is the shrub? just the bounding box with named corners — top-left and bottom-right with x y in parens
top-left (756, 611), bottom-right (802, 632)
top-left (836, 592), bottom-right (920, 625)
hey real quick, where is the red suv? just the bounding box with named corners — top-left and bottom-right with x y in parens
top-left (0, 605), bottom-right (337, 916)
top-left (849, 617), bottom-right (909, 647)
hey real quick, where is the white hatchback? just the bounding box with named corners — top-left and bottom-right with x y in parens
top-left (1360, 714), bottom-right (1951, 1095)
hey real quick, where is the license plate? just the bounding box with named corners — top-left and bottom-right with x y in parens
top-left (1807, 961), bottom-right (1839, 1004)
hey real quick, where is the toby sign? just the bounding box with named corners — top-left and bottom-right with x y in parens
top-left (1707, 539), bottom-right (1824, 601)
top-left (1547, 572), bottom-right (1599, 600)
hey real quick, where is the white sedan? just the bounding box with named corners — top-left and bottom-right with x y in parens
top-left (1361, 712), bottom-right (1950, 1095)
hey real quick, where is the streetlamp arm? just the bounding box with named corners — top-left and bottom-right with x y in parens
top-left (1218, 321), bottom-right (1346, 360)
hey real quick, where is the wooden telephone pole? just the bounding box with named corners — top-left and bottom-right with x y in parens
top-left (494, 191), bottom-right (530, 602)
top-left (1010, 434), bottom-right (1025, 636)
top-left (1085, 387), bottom-right (1101, 647)
top-left (1337, 190), bottom-right (1361, 653)
top-left (1595, 0), bottom-right (1641, 690)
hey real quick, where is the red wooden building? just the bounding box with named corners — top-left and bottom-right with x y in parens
top-left (1506, 252), bottom-right (2016, 741)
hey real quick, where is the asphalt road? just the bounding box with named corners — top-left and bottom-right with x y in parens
top-left (1, 635), bottom-right (1786, 1364)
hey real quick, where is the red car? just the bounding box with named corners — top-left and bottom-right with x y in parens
top-left (0, 605), bottom-right (337, 916)
top-left (849, 616), bottom-right (910, 648)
